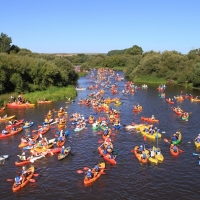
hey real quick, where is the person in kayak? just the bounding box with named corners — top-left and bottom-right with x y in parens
top-left (149, 149), bottom-right (155, 158)
top-left (24, 121), bottom-right (30, 127)
top-left (139, 145), bottom-right (144, 154)
top-left (15, 175), bottom-right (22, 185)
top-left (2, 129), bottom-right (8, 135)
top-left (19, 152), bottom-right (26, 161)
top-left (173, 144), bottom-right (178, 152)
top-left (142, 151), bottom-right (147, 160)
top-left (151, 115), bottom-right (155, 120)
top-left (61, 146), bottom-right (66, 155)
top-left (195, 134), bottom-right (200, 143)
top-left (86, 169), bottom-right (93, 180)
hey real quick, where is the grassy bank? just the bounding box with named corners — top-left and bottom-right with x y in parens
top-left (78, 72), bottom-right (88, 77)
top-left (0, 86), bottom-right (77, 106)
top-left (133, 76), bottom-right (166, 84)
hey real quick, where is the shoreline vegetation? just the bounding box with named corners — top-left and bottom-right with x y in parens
top-left (0, 86), bottom-right (77, 106)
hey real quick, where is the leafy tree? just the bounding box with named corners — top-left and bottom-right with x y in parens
top-left (0, 33), bottom-right (12, 53)
top-left (125, 45), bottom-right (143, 55)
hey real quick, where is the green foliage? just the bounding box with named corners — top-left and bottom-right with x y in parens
top-left (0, 33), bottom-right (12, 53)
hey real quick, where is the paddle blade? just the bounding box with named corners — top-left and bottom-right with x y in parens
top-left (144, 136), bottom-right (147, 142)
top-left (83, 167), bottom-right (89, 171)
top-left (7, 179), bottom-right (13, 182)
top-left (179, 149), bottom-right (184, 153)
top-left (164, 138), bottom-right (169, 143)
top-left (29, 179), bottom-right (35, 182)
top-left (130, 150), bottom-right (135, 152)
top-left (33, 174), bottom-right (39, 177)
top-left (77, 170), bottom-right (84, 174)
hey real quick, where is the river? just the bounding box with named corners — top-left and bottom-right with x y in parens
top-left (0, 71), bottom-right (200, 200)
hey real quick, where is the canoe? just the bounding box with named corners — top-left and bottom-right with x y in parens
top-left (18, 134), bottom-right (39, 148)
top-left (23, 121), bottom-right (34, 129)
top-left (7, 102), bottom-right (35, 108)
top-left (141, 117), bottom-right (159, 123)
top-left (171, 132), bottom-right (182, 145)
top-left (0, 115), bottom-right (15, 122)
top-left (139, 126), bottom-right (162, 140)
top-left (84, 162), bottom-right (105, 185)
top-left (134, 146), bottom-right (148, 164)
top-left (37, 100), bottom-right (52, 104)
top-left (98, 147), bottom-right (116, 165)
top-left (5, 119), bottom-right (24, 130)
top-left (153, 146), bottom-right (164, 162)
top-left (58, 146), bottom-right (71, 160)
top-left (170, 144), bottom-right (179, 156)
top-left (0, 127), bottom-right (23, 139)
top-left (12, 166), bottom-right (34, 192)
top-left (165, 99), bottom-right (175, 104)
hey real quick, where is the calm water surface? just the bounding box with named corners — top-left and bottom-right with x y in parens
top-left (0, 71), bottom-right (200, 200)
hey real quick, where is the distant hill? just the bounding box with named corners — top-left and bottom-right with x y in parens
top-left (54, 53), bottom-right (107, 56)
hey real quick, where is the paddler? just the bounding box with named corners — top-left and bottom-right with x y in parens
top-left (15, 175), bottom-right (22, 185)
top-left (151, 115), bottom-right (155, 120)
top-left (86, 169), bottom-right (93, 180)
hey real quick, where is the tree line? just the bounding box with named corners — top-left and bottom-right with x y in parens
top-left (0, 33), bottom-right (78, 94)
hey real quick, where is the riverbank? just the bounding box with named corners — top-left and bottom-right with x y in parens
top-left (0, 85), bottom-right (77, 106)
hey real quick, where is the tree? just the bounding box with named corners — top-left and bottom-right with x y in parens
top-left (125, 45), bottom-right (143, 55)
top-left (0, 33), bottom-right (12, 53)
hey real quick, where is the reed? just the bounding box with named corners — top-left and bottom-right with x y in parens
top-left (0, 86), bottom-right (77, 106)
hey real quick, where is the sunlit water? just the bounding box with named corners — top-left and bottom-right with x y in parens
top-left (0, 71), bottom-right (200, 200)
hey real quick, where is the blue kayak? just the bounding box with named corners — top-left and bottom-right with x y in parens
top-left (23, 121), bottom-right (34, 129)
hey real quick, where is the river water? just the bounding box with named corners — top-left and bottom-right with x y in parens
top-left (0, 71), bottom-right (200, 200)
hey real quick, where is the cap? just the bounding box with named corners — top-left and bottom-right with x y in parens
top-left (88, 169), bottom-right (91, 172)
top-left (62, 146), bottom-right (65, 148)
top-left (22, 152), bottom-right (25, 155)
top-left (140, 145), bottom-right (143, 148)
top-left (105, 138), bottom-right (111, 143)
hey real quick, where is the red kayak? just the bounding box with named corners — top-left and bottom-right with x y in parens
top-left (170, 144), bottom-right (179, 156)
top-left (0, 127), bottom-right (23, 139)
top-left (6, 119), bottom-right (24, 130)
top-left (15, 159), bottom-right (31, 166)
top-left (141, 117), bottom-right (159, 123)
top-left (98, 147), bottom-right (116, 165)
top-left (166, 99), bottom-right (175, 104)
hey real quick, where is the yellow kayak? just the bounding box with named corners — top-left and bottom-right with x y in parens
top-left (0, 115), bottom-right (15, 121)
top-left (139, 126), bottom-right (162, 140)
top-left (144, 149), bottom-right (158, 164)
top-left (153, 146), bottom-right (164, 162)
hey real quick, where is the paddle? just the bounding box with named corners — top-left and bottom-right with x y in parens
top-left (164, 138), bottom-right (171, 144)
top-left (7, 178), bottom-right (36, 183)
top-left (144, 135), bottom-right (146, 150)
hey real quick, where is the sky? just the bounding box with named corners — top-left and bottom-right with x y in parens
top-left (1, 0), bottom-right (200, 54)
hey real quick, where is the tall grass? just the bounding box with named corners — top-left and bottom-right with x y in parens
top-left (0, 86), bottom-right (77, 106)
top-left (133, 76), bottom-right (166, 84)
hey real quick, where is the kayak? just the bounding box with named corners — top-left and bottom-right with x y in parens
top-left (47, 147), bottom-right (62, 154)
top-left (125, 124), bottom-right (144, 131)
top-left (141, 117), bottom-right (159, 123)
top-left (144, 149), bottom-right (158, 164)
top-left (36, 125), bottom-right (50, 135)
top-left (30, 142), bottom-right (54, 154)
top-left (134, 146), bottom-right (148, 164)
top-left (165, 99), bottom-right (175, 104)
top-left (92, 124), bottom-right (99, 130)
top-left (12, 166), bottom-right (34, 192)
top-left (173, 108), bottom-right (183, 115)
top-left (84, 162), bottom-right (105, 185)
top-left (170, 144), bottom-right (179, 156)
top-left (113, 124), bottom-right (121, 130)
top-left (114, 101), bottom-right (123, 106)
top-left (23, 121), bottom-right (34, 129)
top-left (0, 115), bottom-right (16, 122)
top-left (0, 127), bottom-right (23, 139)
top-left (58, 111), bottom-right (66, 118)
top-left (191, 98), bottom-right (200, 102)
top-left (194, 137), bottom-right (200, 148)
top-left (42, 118), bottom-right (53, 125)
top-left (56, 137), bottom-right (66, 147)
top-left (181, 113), bottom-right (189, 121)
top-left (5, 119), bottom-right (24, 130)
top-left (171, 132), bottom-right (182, 145)
top-left (58, 146), bottom-right (71, 160)
top-left (139, 126), bottom-right (162, 140)
top-left (37, 100), bottom-right (52, 104)
top-left (133, 106), bottom-right (143, 112)
top-left (7, 102), bottom-right (35, 108)
top-left (15, 158), bottom-right (31, 166)
top-left (153, 146), bottom-right (164, 162)
top-left (18, 134), bottom-right (39, 148)
top-left (98, 147), bottom-right (116, 165)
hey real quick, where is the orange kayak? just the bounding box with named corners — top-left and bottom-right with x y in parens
top-left (98, 147), bottom-right (116, 165)
top-left (141, 117), bottom-right (159, 122)
top-left (134, 146), bottom-right (148, 164)
top-left (37, 100), bottom-right (52, 104)
top-left (12, 166), bottom-right (34, 192)
top-left (84, 162), bottom-right (105, 185)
